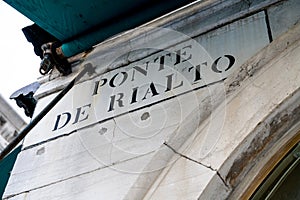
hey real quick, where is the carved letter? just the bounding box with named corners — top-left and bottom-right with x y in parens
top-left (109, 72), bottom-right (128, 87)
top-left (131, 63), bottom-right (149, 81)
top-left (92, 79), bottom-right (107, 96)
top-left (165, 73), bottom-right (184, 92)
top-left (212, 55), bottom-right (235, 73)
top-left (130, 87), bottom-right (138, 104)
top-left (108, 93), bottom-right (124, 112)
top-left (174, 45), bottom-right (192, 65)
top-left (53, 112), bottom-right (71, 131)
top-left (73, 104), bottom-right (91, 124)
top-left (189, 62), bottom-right (207, 83)
top-left (142, 82), bottom-right (159, 100)
top-left (154, 53), bottom-right (171, 71)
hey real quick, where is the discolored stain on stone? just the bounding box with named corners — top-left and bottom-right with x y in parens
top-left (225, 122), bottom-right (271, 186)
top-left (226, 95), bottom-right (300, 187)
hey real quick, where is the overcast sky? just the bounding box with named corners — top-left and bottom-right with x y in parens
top-left (0, 1), bottom-right (41, 121)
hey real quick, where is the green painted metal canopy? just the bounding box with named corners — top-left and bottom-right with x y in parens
top-left (4, 0), bottom-right (193, 57)
top-left (0, 146), bottom-right (21, 198)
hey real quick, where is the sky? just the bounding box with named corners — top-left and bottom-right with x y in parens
top-left (0, 1), bottom-right (41, 122)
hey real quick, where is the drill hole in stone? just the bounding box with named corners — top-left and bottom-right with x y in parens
top-left (99, 127), bottom-right (108, 135)
top-left (141, 112), bottom-right (150, 121)
top-left (36, 147), bottom-right (45, 155)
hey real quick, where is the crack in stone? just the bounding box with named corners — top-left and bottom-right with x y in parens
top-left (109, 118), bottom-right (117, 164)
top-left (163, 142), bottom-right (229, 188)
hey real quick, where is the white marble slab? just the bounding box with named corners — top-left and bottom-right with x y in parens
top-left (23, 12), bottom-right (269, 149)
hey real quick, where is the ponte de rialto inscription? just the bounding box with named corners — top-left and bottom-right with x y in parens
top-left (52, 41), bottom-right (235, 132)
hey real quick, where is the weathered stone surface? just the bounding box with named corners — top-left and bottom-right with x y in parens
top-left (142, 21), bottom-right (300, 199)
top-left (5, 118), bottom-right (177, 196)
top-left (268, 0), bottom-right (300, 39)
top-left (144, 157), bottom-right (215, 200)
top-left (5, 159), bottom-right (142, 200)
top-left (196, 12), bottom-right (269, 69)
top-left (182, 31), bottom-right (300, 170)
top-left (5, 1), bottom-right (300, 200)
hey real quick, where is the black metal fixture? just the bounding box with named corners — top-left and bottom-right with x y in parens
top-left (40, 41), bottom-right (71, 76)
top-left (10, 82), bottom-right (40, 118)
top-left (22, 24), bottom-right (72, 76)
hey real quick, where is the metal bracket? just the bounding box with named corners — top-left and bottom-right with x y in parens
top-left (10, 82), bottom-right (40, 118)
top-left (40, 42), bottom-right (72, 76)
